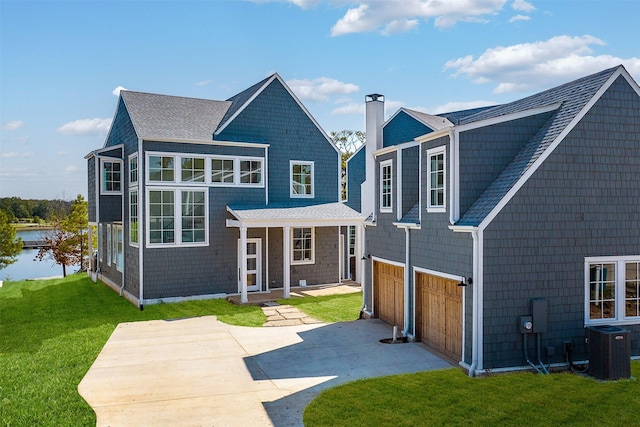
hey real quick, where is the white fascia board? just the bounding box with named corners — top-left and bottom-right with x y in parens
top-left (392, 222), bottom-right (421, 230)
top-left (228, 218), bottom-right (365, 228)
top-left (477, 69), bottom-right (625, 232)
top-left (455, 102), bottom-right (562, 133)
top-left (94, 144), bottom-right (124, 156)
top-left (373, 145), bottom-right (397, 157)
top-left (414, 128), bottom-right (450, 143)
top-left (448, 225), bottom-right (478, 233)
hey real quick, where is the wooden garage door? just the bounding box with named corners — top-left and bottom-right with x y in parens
top-left (415, 272), bottom-right (462, 360)
top-left (373, 261), bottom-right (404, 327)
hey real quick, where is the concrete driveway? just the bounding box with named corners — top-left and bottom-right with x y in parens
top-left (79, 316), bottom-right (452, 426)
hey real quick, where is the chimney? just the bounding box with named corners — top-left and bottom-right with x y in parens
top-left (361, 94), bottom-right (384, 217)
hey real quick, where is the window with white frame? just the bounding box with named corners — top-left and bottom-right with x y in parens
top-left (147, 188), bottom-right (208, 247)
top-left (427, 147), bottom-right (445, 212)
top-left (240, 159), bottom-right (262, 184)
top-left (129, 154), bottom-right (138, 185)
top-left (292, 227), bottom-right (314, 264)
top-left (99, 224), bottom-right (103, 262)
top-left (291, 161), bottom-right (314, 197)
top-left (586, 256), bottom-right (640, 324)
top-left (101, 160), bottom-right (122, 194)
top-left (379, 160), bottom-right (392, 212)
top-left (129, 190), bottom-right (138, 245)
top-left (114, 224), bottom-right (123, 271)
top-left (211, 158), bottom-right (234, 183)
top-left (106, 224), bottom-right (112, 265)
top-left (148, 155), bottom-right (175, 182)
top-left (181, 157), bottom-right (205, 183)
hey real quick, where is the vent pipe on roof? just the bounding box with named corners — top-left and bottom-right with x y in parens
top-left (361, 94), bottom-right (384, 217)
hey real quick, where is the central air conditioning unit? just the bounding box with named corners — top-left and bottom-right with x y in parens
top-left (586, 325), bottom-right (631, 380)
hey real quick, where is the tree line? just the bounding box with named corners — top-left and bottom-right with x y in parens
top-left (0, 197), bottom-right (74, 223)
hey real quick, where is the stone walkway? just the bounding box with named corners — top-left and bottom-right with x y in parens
top-left (261, 303), bottom-right (323, 326)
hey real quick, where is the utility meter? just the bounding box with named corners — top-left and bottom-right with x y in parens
top-left (519, 315), bottom-right (533, 334)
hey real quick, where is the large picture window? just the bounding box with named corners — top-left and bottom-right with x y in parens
top-left (427, 147), bottom-right (445, 212)
top-left (101, 160), bottom-right (122, 194)
top-left (292, 227), bottom-right (314, 264)
top-left (379, 160), bottom-right (392, 212)
top-left (586, 256), bottom-right (640, 324)
top-left (291, 161), bottom-right (314, 197)
top-left (147, 188), bottom-right (208, 247)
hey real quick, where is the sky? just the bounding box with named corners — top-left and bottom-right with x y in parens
top-left (1, 0), bottom-right (639, 200)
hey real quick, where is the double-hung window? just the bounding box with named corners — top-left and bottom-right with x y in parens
top-left (106, 224), bottom-right (112, 265)
top-left (148, 155), bottom-right (175, 182)
top-left (379, 160), bottom-right (392, 212)
top-left (147, 189), bottom-right (208, 247)
top-left (292, 227), bottom-right (314, 264)
top-left (129, 190), bottom-right (138, 245)
top-left (427, 147), bottom-right (445, 212)
top-left (291, 161), bottom-right (314, 197)
top-left (129, 154), bottom-right (138, 185)
top-left (586, 256), bottom-right (640, 324)
top-left (101, 160), bottom-right (122, 194)
top-left (114, 224), bottom-right (123, 271)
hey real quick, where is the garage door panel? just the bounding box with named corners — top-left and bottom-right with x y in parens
top-left (416, 272), bottom-right (462, 360)
top-left (373, 261), bottom-right (404, 328)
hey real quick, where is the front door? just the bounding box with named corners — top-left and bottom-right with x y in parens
top-left (238, 238), bottom-right (262, 292)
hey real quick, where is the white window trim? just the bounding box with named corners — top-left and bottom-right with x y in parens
top-left (291, 227), bottom-right (315, 265)
top-left (379, 159), bottom-right (393, 213)
top-left (290, 160), bottom-right (315, 198)
top-left (145, 152), bottom-right (265, 188)
top-left (128, 153), bottom-right (138, 187)
top-left (585, 255), bottom-right (640, 326)
top-left (129, 189), bottom-right (139, 247)
top-left (100, 159), bottom-right (123, 195)
top-left (98, 224), bottom-right (103, 262)
top-left (145, 187), bottom-right (209, 248)
top-left (106, 224), bottom-right (112, 265)
top-left (426, 146), bottom-right (446, 213)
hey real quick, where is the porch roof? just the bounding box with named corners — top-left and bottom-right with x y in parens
top-left (226, 202), bottom-right (365, 228)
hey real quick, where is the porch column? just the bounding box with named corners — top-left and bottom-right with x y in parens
top-left (240, 226), bottom-right (248, 304)
top-left (283, 226), bottom-right (291, 299)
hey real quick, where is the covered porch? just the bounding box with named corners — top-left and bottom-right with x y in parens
top-left (226, 202), bottom-right (365, 304)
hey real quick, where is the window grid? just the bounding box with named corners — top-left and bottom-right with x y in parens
top-left (292, 227), bottom-right (314, 264)
top-left (149, 190), bottom-right (175, 244)
top-left (181, 190), bottom-right (206, 243)
top-left (103, 161), bottom-right (122, 192)
top-left (240, 160), bottom-right (262, 184)
top-left (429, 153), bottom-right (445, 208)
top-left (211, 158), bottom-right (234, 183)
top-left (380, 161), bottom-right (392, 211)
top-left (625, 262), bottom-right (640, 318)
top-left (129, 155), bottom-right (138, 185)
top-left (589, 262), bottom-right (616, 320)
top-left (291, 162), bottom-right (313, 196)
top-left (586, 257), bottom-right (640, 324)
top-left (148, 156), bottom-right (175, 182)
top-left (106, 224), bottom-right (112, 265)
top-left (130, 190), bottom-right (138, 245)
top-left (181, 157), bottom-right (205, 183)
top-left (115, 224), bottom-right (123, 272)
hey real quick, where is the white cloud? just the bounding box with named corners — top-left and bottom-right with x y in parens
top-left (444, 35), bottom-right (640, 93)
top-left (195, 80), bottom-right (212, 87)
top-left (512, 0), bottom-right (535, 12)
top-left (250, 0), bottom-right (320, 9)
top-left (112, 86), bottom-right (127, 96)
top-left (509, 14), bottom-right (530, 22)
top-left (57, 118), bottom-right (112, 136)
top-left (331, 99), bottom-right (405, 117)
top-left (287, 77), bottom-right (359, 102)
top-left (2, 120), bottom-right (24, 131)
top-left (0, 151), bottom-right (34, 159)
top-left (64, 165), bottom-right (79, 174)
top-left (330, 0), bottom-right (507, 36)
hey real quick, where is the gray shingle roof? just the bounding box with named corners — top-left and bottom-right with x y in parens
top-left (397, 202), bottom-right (420, 225)
top-left (228, 202), bottom-right (365, 225)
top-left (121, 91), bottom-right (231, 141)
top-left (456, 66), bottom-right (621, 227)
top-left (404, 108), bottom-right (453, 131)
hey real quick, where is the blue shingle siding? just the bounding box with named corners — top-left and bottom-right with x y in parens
top-left (87, 157), bottom-right (96, 223)
top-left (383, 111), bottom-right (432, 147)
top-left (480, 77), bottom-right (640, 369)
top-left (458, 111), bottom-right (554, 216)
top-left (346, 147), bottom-right (365, 211)
top-left (401, 146), bottom-right (419, 216)
top-left (105, 98), bottom-right (137, 148)
top-left (217, 78), bottom-right (339, 205)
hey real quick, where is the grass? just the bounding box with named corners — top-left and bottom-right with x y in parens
top-left (0, 274), bottom-right (265, 426)
top-left (304, 363), bottom-right (640, 426)
top-left (278, 291), bottom-right (363, 323)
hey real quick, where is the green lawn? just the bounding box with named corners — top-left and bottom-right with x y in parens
top-left (278, 291), bottom-right (362, 323)
top-left (304, 363), bottom-right (640, 426)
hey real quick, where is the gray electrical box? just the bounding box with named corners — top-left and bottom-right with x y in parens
top-left (531, 298), bottom-right (547, 333)
top-left (587, 325), bottom-right (631, 380)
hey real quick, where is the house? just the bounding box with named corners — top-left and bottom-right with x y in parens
top-left (354, 65), bottom-right (640, 374)
top-left (86, 73), bottom-right (365, 307)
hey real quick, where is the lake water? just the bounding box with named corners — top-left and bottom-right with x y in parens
top-left (1, 230), bottom-right (74, 282)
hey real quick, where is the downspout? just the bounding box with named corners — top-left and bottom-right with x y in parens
top-left (449, 128), bottom-right (457, 225)
top-left (359, 224), bottom-right (368, 315)
top-left (138, 138), bottom-right (144, 310)
top-left (403, 226), bottom-right (411, 337)
top-left (468, 228), bottom-right (482, 377)
top-left (95, 155), bottom-right (101, 281)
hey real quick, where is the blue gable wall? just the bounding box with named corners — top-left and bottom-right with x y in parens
top-left (346, 147), bottom-right (365, 211)
top-left (217, 78), bottom-right (339, 205)
top-left (383, 111), bottom-right (432, 147)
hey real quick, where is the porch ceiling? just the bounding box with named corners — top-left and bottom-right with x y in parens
top-left (226, 202), bottom-right (365, 228)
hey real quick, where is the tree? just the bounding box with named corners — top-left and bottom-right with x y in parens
top-left (0, 210), bottom-right (23, 270)
top-left (35, 195), bottom-right (88, 277)
top-left (330, 130), bottom-right (366, 200)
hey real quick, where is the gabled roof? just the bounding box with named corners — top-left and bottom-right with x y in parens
top-left (120, 91), bottom-right (231, 141)
top-left (436, 106), bottom-right (497, 125)
top-left (400, 108), bottom-right (453, 131)
top-left (456, 65), bottom-right (630, 227)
